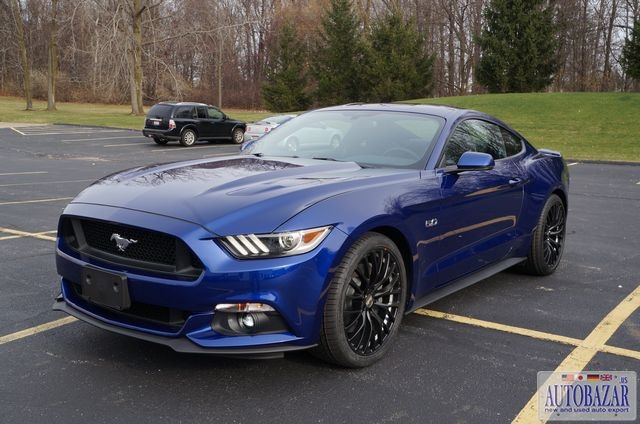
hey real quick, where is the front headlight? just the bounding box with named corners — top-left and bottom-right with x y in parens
top-left (219, 226), bottom-right (332, 259)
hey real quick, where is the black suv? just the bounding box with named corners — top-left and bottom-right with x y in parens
top-left (142, 102), bottom-right (246, 146)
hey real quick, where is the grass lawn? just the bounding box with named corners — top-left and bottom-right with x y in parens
top-left (0, 97), bottom-right (267, 130)
top-left (1, 92), bottom-right (638, 162)
top-left (419, 92), bottom-right (640, 162)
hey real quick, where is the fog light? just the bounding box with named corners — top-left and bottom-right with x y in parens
top-left (212, 302), bottom-right (289, 336)
top-left (240, 313), bottom-right (255, 329)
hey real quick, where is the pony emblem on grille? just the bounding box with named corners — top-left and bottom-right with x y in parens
top-left (110, 233), bottom-right (138, 252)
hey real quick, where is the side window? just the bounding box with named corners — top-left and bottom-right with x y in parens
top-left (442, 121), bottom-right (474, 166)
top-left (197, 106), bottom-right (208, 119)
top-left (441, 119), bottom-right (507, 166)
top-left (174, 106), bottom-right (194, 119)
top-left (500, 128), bottom-right (524, 157)
top-left (208, 107), bottom-right (223, 119)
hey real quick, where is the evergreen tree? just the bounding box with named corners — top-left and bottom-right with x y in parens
top-left (363, 9), bottom-right (434, 102)
top-left (312, 0), bottom-right (366, 106)
top-left (622, 19), bottom-right (640, 81)
top-left (476, 0), bottom-right (557, 93)
top-left (262, 22), bottom-right (311, 112)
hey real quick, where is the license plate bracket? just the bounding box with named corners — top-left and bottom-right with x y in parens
top-left (81, 266), bottom-right (131, 311)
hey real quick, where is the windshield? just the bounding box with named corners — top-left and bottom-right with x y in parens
top-left (243, 110), bottom-right (444, 169)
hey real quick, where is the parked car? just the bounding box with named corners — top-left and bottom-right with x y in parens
top-left (54, 103), bottom-right (568, 367)
top-left (142, 101), bottom-right (246, 146)
top-left (281, 121), bottom-right (343, 152)
top-left (244, 114), bottom-right (297, 142)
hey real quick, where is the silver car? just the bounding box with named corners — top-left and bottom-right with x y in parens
top-left (243, 114), bottom-right (297, 142)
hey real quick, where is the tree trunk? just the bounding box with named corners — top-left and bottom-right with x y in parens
top-left (579, 0), bottom-right (589, 91)
top-left (129, 0), bottom-right (144, 115)
top-left (11, 0), bottom-right (33, 111)
top-left (218, 31), bottom-right (223, 108)
top-left (47, 0), bottom-right (58, 111)
top-left (601, 0), bottom-right (618, 91)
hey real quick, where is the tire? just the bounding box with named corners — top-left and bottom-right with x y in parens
top-left (232, 128), bottom-right (244, 144)
top-left (522, 194), bottom-right (566, 275)
top-left (180, 129), bottom-right (197, 147)
top-left (153, 136), bottom-right (168, 145)
top-left (312, 233), bottom-right (407, 368)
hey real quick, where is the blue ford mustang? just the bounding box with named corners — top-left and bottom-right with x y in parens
top-left (53, 103), bottom-right (569, 367)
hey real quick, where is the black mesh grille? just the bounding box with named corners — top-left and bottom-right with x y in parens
top-left (61, 217), bottom-right (203, 279)
top-left (81, 220), bottom-right (176, 265)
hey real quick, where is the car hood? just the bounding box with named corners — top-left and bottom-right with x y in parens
top-left (70, 156), bottom-right (415, 235)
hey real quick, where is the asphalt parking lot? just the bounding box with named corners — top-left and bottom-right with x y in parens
top-left (1, 124), bottom-right (638, 424)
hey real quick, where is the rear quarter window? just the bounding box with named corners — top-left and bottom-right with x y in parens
top-left (147, 104), bottom-right (173, 119)
top-left (500, 128), bottom-right (524, 157)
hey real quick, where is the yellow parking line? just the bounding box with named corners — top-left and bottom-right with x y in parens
top-left (415, 309), bottom-right (585, 347)
top-left (416, 305), bottom-right (640, 362)
top-left (0, 227), bottom-right (57, 241)
top-left (0, 316), bottom-right (77, 345)
top-left (600, 344), bottom-right (640, 361)
top-left (512, 285), bottom-right (640, 423)
top-left (0, 197), bottom-right (72, 205)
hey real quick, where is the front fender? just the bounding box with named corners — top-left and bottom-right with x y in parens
top-left (276, 172), bottom-right (443, 307)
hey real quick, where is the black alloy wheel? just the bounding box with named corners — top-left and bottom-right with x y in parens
top-left (523, 194), bottom-right (566, 275)
top-left (313, 233), bottom-right (406, 367)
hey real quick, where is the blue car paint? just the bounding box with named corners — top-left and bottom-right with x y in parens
top-left (53, 103), bottom-right (569, 356)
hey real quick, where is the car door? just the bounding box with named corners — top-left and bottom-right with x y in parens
top-left (196, 106), bottom-right (214, 138)
top-left (207, 106), bottom-right (228, 139)
top-left (431, 119), bottom-right (526, 287)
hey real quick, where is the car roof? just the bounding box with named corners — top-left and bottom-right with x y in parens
top-left (319, 102), bottom-right (489, 121)
top-left (156, 101), bottom-right (213, 107)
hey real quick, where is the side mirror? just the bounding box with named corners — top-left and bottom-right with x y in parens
top-left (445, 151), bottom-right (495, 174)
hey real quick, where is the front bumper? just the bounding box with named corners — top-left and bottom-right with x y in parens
top-left (53, 294), bottom-right (313, 358)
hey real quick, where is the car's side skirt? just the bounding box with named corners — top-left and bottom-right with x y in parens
top-left (407, 257), bottom-right (526, 313)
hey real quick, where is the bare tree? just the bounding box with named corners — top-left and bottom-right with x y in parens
top-left (47, 0), bottom-right (58, 110)
top-left (8, 0), bottom-right (33, 110)
top-left (125, 0), bottom-right (146, 115)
